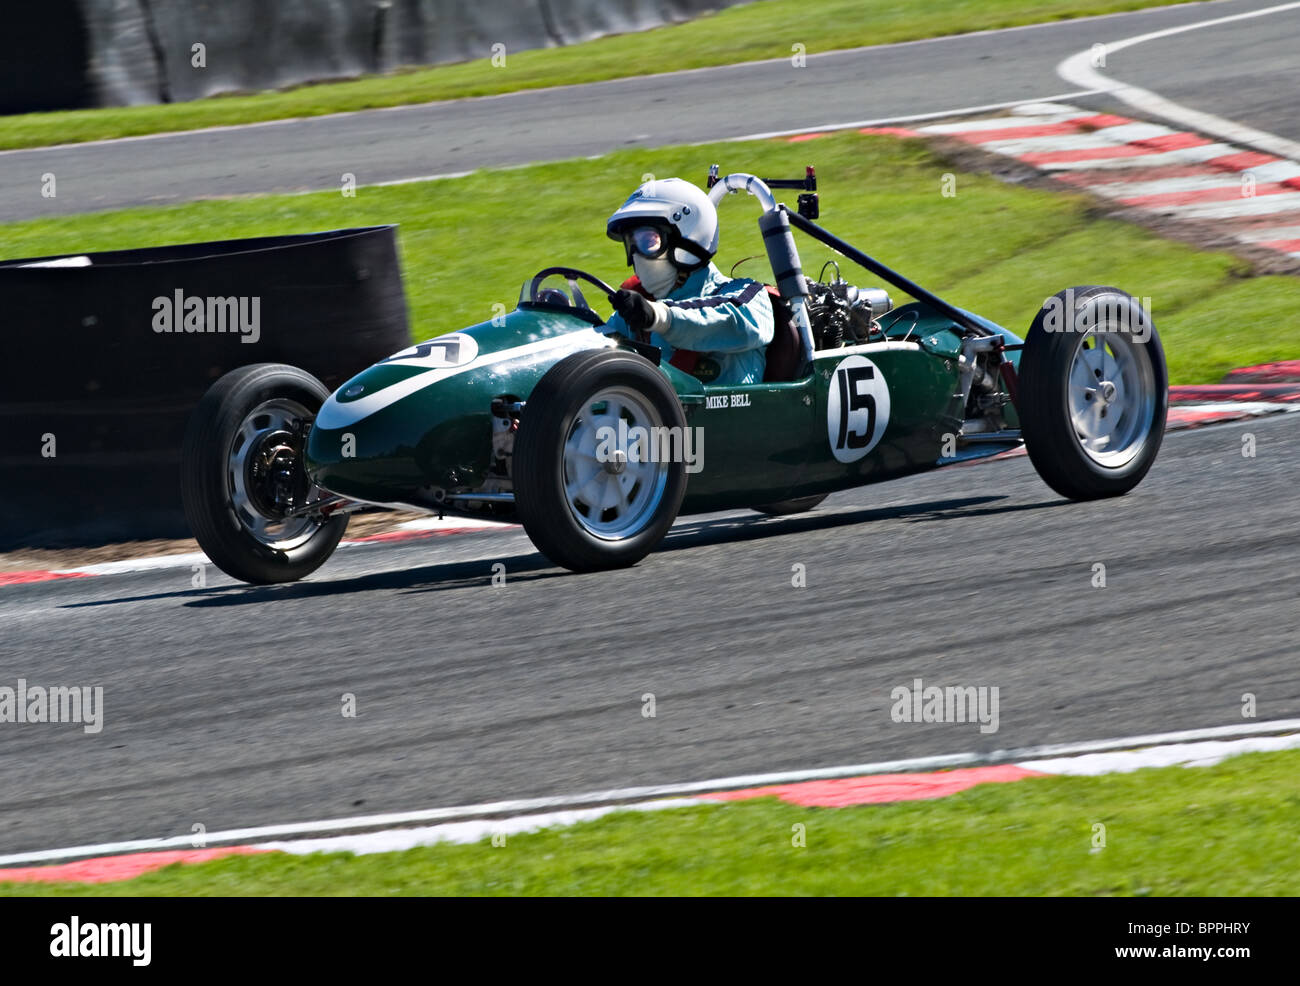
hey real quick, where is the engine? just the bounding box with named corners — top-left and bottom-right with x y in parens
top-left (805, 270), bottom-right (893, 350)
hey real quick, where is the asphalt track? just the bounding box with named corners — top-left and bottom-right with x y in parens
top-left (2, 0), bottom-right (1299, 222)
top-left (2, 413), bottom-right (1297, 855)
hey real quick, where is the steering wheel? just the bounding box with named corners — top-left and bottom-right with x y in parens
top-left (526, 265), bottom-right (663, 363)
top-left (527, 266), bottom-right (619, 313)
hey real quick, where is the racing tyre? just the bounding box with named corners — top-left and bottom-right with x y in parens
top-left (1020, 285), bottom-right (1167, 500)
top-left (514, 350), bottom-right (689, 572)
top-left (181, 363), bottom-right (348, 584)
top-left (752, 494), bottom-right (828, 516)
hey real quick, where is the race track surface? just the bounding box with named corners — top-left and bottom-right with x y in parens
top-left (2, 0), bottom-right (1297, 221)
top-left (2, 413), bottom-right (1296, 854)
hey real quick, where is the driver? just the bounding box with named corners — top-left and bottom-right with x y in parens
top-left (604, 177), bottom-right (773, 385)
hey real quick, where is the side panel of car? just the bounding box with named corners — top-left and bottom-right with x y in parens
top-left (674, 304), bottom-right (982, 511)
top-left (783, 304), bottom-right (1025, 499)
top-left (674, 339), bottom-right (962, 513)
top-left (798, 341), bottom-right (963, 494)
top-left (677, 378), bottom-right (818, 512)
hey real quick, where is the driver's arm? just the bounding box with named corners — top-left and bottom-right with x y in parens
top-left (657, 280), bottom-right (774, 354)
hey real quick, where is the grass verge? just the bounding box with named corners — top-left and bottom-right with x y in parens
top-left (6, 748), bottom-right (1299, 895)
top-left (3, 131), bottom-right (1295, 383)
top-left (0, 0), bottom-right (1187, 151)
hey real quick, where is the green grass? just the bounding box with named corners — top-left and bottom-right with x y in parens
top-left (4, 131), bottom-right (1295, 383)
top-left (0, 0), bottom-right (1187, 151)
top-left (7, 748), bottom-right (1299, 895)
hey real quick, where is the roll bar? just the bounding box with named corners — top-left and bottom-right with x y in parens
top-left (708, 165), bottom-right (995, 354)
top-left (709, 171), bottom-right (816, 373)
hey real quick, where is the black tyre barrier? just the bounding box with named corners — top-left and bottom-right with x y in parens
top-left (0, 226), bottom-right (411, 548)
top-left (2, 2), bottom-right (90, 112)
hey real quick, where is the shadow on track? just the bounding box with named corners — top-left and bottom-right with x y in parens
top-left (666, 494), bottom-right (1068, 550)
top-left (60, 494), bottom-right (1069, 608)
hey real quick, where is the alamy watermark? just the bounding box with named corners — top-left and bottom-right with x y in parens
top-left (50, 917), bottom-right (150, 966)
top-left (0, 679), bottom-right (103, 734)
top-left (1041, 288), bottom-right (1152, 344)
top-left (594, 419), bottom-right (704, 474)
top-left (890, 677), bottom-right (999, 734)
top-left (152, 289), bottom-right (261, 343)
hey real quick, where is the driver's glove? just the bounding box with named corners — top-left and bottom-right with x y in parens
top-left (611, 289), bottom-right (669, 336)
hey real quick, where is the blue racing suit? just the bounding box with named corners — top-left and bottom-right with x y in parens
top-left (605, 263), bottom-right (774, 385)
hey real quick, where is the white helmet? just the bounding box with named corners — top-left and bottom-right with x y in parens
top-left (607, 177), bottom-right (718, 270)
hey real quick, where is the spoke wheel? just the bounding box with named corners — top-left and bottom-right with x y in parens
top-left (227, 399), bottom-right (321, 549)
top-left (182, 364), bottom-right (348, 584)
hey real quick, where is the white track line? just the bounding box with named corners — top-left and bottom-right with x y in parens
top-left (1142, 191), bottom-right (1300, 219)
top-left (1031, 142), bottom-right (1241, 170)
top-left (395, 515), bottom-right (511, 532)
top-left (977, 127), bottom-right (1169, 155)
top-left (1079, 173), bottom-right (1284, 199)
top-left (244, 733), bottom-right (1300, 856)
top-left (1078, 162), bottom-right (1300, 194)
top-left (1173, 401), bottom-right (1298, 416)
top-left (918, 110), bottom-right (1097, 134)
top-left (1057, 2), bottom-right (1300, 161)
top-left (4, 717), bottom-right (1299, 867)
top-left (721, 91), bottom-right (1103, 143)
top-left (42, 516), bottom-right (513, 577)
top-left (1236, 223), bottom-right (1300, 241)
top-left (52, 551), bottom-right (211, 577)
top-left (1221, 160), bottom-right (1300, 182)
top-left (1020, 733), bottom-right (1300, 775)
top-left (260, 732), bottom-right (1300, 856)
top-left (255, 799), bottom-right (702, 856)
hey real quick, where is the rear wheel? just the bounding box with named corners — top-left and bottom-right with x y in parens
top-left (181, 364), bottom-right (348, 584)
top-left (514, 350), bottom-right (688, 572)
top-left (1020, 286), bottom-right (1167, 500)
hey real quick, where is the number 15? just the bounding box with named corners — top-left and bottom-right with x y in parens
top-left (835, 365), bottom-right (877, 450)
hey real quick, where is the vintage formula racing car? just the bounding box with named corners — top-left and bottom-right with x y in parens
top-left (181, 166), bottom-right (1168, 583)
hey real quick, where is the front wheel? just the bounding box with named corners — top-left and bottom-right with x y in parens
top-left (181, 363), bottom-right (348, 584)
top-left (1019, 286), bottom-right (1168, 500)
top-left (513, 350), bottom-right (689, 572)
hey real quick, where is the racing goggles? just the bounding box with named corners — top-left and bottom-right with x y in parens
top-left (621, 224), bottom-right (672, 264)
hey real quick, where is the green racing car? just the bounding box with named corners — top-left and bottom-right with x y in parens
top-left (180, 166), bottom-right (1168, 583)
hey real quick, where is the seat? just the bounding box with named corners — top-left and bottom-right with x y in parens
top-left (762, 285), bottom-right (801, 383)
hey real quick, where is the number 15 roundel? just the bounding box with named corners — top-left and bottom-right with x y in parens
top-left (826, 355), bottom-right (891, 463)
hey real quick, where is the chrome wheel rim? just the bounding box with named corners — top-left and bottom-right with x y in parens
top-left (561, 386), bottom-right (670, 541)
top-left (1065, 330), bottom-right (1157, 468)
top-left (227, 399), bottom-right (321, 549)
